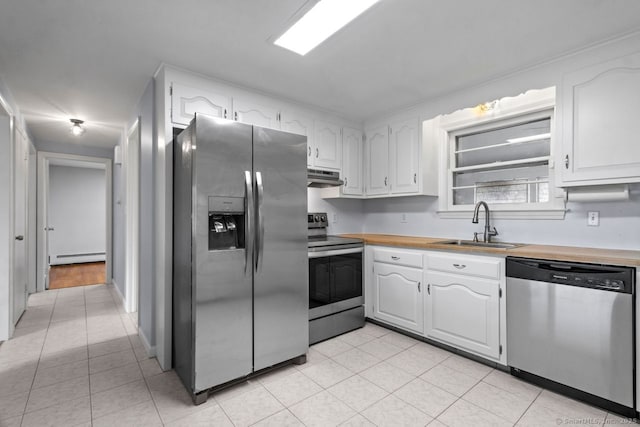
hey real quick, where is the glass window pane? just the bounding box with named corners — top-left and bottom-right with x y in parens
top-left (455, 118), bottom-right (550, 168)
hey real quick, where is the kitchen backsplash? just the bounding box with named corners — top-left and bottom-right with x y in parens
top-left (308, 185), bottom-right (640, 251)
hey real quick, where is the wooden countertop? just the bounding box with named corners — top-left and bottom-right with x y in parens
top-left (340, 233), bottom-right (640, 267)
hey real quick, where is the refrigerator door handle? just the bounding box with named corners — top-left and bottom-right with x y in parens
top-left (244, 170), bottom-right (254, 275)
top-left (255, 171), bottom-right (265, 272)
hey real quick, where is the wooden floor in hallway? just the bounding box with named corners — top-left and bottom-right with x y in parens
top-left (48, 261), bottom-right (106, 289)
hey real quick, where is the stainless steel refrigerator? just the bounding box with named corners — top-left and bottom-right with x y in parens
top-left (173, 114), bottom-right (308, 404)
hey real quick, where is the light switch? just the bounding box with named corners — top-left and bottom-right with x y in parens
top-left (587, 211), bottom-right (599, 226)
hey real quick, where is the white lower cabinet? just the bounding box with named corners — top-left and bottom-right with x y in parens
top-left (425, 252), bottom-right (504, 361)
top-left (373, 262), bottom-right (424, 334)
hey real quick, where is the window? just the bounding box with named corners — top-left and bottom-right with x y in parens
top-left (437, 87), bottom-right (565, 218)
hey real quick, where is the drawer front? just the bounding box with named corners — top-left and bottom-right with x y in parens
top-left (373, 247), bottom-right (423, 268)
top-left (427, 252), bottom-right (502, 279)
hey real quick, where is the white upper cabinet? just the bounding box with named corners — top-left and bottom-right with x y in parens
top-left (233, 98), bottom-right (280, 130)
top-left (389, 118), bottom-right (420, 194)
top-left (313, 120), bottom-right (342, 170)
top-left (560, 52), bottom-right (640, 186)
top-left (365, 125), bottom-right (390, 195)
top-left (171, 83), bottom-right (231, 125)
top-left (280, 111), bottom-right (314, 166)
top-left (342, 127), bottom-right (363, 195)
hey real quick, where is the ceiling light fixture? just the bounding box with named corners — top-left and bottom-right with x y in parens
top-left (69, 118), bottom-right (85, 136)
top-left (274, 0), bottom-right (380, 55)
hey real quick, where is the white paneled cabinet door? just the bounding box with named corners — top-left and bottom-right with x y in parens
top-left (390, 118), bottom-right (420, 194)
top-left (365, 126), bottom-right (389, 195)
top-left (233, 98), bottom-right (280, 130)
top-left (171, 83), bottom-right (231, 125)
top-left (342, 127), bottom-right (363, 195)
top-left (313, 120), bottom-right (341, 170)
top-left (280, 111), bottom-right (314, 166)
top-left (373, 262), bottom-right (423, 333)
top-left (425, 271), bottom-right (500, 359)
top-left (561, 52), bottom-right (640, 185)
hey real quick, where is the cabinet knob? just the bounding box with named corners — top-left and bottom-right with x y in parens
top-left (564, 154), bottom-right (569, 169)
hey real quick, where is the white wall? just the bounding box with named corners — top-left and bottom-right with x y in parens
top-left (48, 165), bottom-right (106, 264)
top-left (311, 33), bottom-right (640, 251)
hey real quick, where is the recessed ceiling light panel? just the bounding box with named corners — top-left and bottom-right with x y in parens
top-left (274, 0), bottom-right (380, 55)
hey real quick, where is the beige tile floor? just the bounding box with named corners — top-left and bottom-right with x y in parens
top-left (0, 284), bottom-right (635, 426)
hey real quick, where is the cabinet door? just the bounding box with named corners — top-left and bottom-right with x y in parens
top-left (425, 271), bottom-right (500, 359)
top-left (373, 262), bottom-right (423, 333)
top-left (233, 98), bottom-right (280, 130)
top-left (390, 118), bottom-right (420, 194)
top-left (561, 52), bottom-right (640, 184)
top-left (365, 126), bottom-right (389, 195)
top-left (342, 127), bottom-right (363, 195)
top-left (171, 83), bottom-right (231, 125)
top-left (313, 120), bottom-right (342, 170)
top-left (280, 111), bottom-right (314, 167)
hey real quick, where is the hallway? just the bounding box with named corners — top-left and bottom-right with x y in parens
top-left (0, 284), bottom-right (197, 426)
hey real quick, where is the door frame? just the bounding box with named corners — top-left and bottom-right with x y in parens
top-left (125, 118), bottom-right (140, 314)
top-left (37, 152), bottom-right (113, 292)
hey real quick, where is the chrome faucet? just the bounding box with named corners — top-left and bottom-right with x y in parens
top-left (472, 201), bottom-right (498, 243)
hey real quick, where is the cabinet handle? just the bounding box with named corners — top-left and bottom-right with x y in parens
top-left (418, 282), bottom-right (421, 292)
top-left (564, 154), bottom-right (569, 169)
top-left (384, 177), bottom-right (388, 186)
top-left (427, 284), bottom-right (430, 295)
top-left (391, 256), bottom-right (400, 260)
top-left (15, 235), bottom-right (24, 241)
top-left (223, 108), bottom-right (227, 119)
top-left (344, 177), bottom-right (348, 187)
top-left (315, 148), bottom-right (319, 158)
top-left (413, 173), bottom-right (417, 183)
top-left (234, 111), bottom-right (238, 121)
top-left (308, 146), bottom-right (311, 157)
top-left (453, 263), bottom-right (466, 269)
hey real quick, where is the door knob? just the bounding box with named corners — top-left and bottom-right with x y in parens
top-left (15, 235), bottom-right (24, 241)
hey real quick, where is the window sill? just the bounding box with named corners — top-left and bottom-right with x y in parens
top-left (437, 209), bottom-right (567, 220)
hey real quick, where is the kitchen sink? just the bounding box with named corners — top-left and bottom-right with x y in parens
top-left (437, 240), bottom-right (524, 249)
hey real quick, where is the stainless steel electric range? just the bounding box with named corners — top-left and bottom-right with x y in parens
top-left (307, 212), bottom-right (364, 344)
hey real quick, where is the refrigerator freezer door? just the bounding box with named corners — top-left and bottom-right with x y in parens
top-left (253, 127), bottom-right (309, 371)
top-left (193, 116), bottom-right (254, 392)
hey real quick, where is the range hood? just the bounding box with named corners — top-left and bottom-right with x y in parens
top-left (307, 168), bottom-right (344, 188)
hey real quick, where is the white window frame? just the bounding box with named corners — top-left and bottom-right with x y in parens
top-left (436, 87), bottom-right (566, 219)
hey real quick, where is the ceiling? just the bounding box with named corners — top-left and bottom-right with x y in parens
top-left (1, 0), bottom-right (640, 150)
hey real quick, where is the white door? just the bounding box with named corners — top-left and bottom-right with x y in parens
top-left (280, 111), bottom-right (314, 167)
top-left (365, 126), bottom-right (389, 195)
top-left (233, 98), bottom-right (280, 130)
top-left (171, 83), bottom-right (232, 125)
top-left (425, 271), bottom-right (500, 359)
top-left (313, 120), bottom-right (341, 170)
top-left (13, 129), bottom-right (28, 323)
top-left (342, 127), bottom-right (363, 195)
top-left (561, 52), bottom-right (640, 184)
top-left (373, 262), bottom-right (423, 333)
top-left (390, 118), bottom-right (420, 194)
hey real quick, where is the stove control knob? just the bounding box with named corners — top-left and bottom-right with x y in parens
top-left (321, 214), bottom-right (327, 222)
top-left (314, 214), bottom-right (320, 222)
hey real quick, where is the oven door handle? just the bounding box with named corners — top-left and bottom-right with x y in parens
top-left (308, 247), bottom-right (363, 258)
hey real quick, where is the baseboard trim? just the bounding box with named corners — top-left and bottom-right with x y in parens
top-left (111, 279), bottom-right (126, 311)
top-left (138, 327), bottom-right (156, 358)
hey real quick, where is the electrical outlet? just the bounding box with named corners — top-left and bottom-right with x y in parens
top-left (401, 213), bottom-right (408, 223)
top-left (587, 211), bottom-right (599, 227)
top-left (332, 213), bottom-right (338, 223)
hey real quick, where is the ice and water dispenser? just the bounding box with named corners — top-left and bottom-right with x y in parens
top-left (208, 196), bottom-right (245, 250)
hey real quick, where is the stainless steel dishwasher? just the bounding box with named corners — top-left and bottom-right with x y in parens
top-left (506, 257), bottom-right (635, 416)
